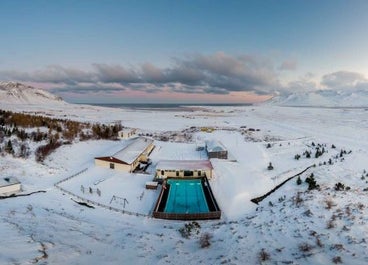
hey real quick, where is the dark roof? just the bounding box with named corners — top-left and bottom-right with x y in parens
top-left (94, 156), bottom-right (128, 165)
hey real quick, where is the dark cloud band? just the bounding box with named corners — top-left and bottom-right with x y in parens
top-left (0, 52), bottom-right (278, 95)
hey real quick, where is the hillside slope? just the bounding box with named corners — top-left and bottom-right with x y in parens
top-left (0, 81), bottom-right (64, 105)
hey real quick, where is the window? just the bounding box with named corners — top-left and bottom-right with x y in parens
top-left (161, 170), bottom-right (164, 176)
top-left (110, 163), bottom-right (115, 169)
top-left (184, 170), bottom-right (193, 177)
top-left (198, 170), bottom-right (201, 176)
top-left (176, 171), bottom-right (179, 177)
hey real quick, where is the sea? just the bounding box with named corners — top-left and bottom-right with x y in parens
top-left (84, 103), bottom-right (252, 111)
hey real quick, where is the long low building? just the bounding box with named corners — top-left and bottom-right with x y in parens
top-left (0, 177), bottom-right (21, 196)
top-left (155, 160), bottom-right (213, 179)
top-left (95, 137), bottom-right (154, 172)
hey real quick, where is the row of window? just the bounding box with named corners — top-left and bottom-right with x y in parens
top-left (159, 170), bottom-right (202, 176)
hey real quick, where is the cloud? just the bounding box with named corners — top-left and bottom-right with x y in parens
top-left (50, 82), bottom-right (126, 94)
top-left (321, 71), bottom-right (367, 90)
top-left (279, 60), bottom-right (297, 71)
top-left (141, 63), bottom-right (166, 83)
top-left (92, 63), bottom-right (140, 83)
top-left (0, 65), bottom-right (94, 85)
top-left (3, 55), bottom-right (368, 100)
top-left (0, 52), bottom-right (280, 96)
top-left (284, 80), bottom-right (317, 93)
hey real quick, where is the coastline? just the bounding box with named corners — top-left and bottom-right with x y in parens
top-left (79, 103), bottom-right (252, 112)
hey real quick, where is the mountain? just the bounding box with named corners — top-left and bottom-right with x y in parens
top-left (0, 81), bottom-right (64, 105)
top-left (266, 89), bottom-right (368, 107)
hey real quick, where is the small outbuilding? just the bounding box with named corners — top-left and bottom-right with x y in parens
top-left (0, 177), bottom-right (21, 196)
top-left (155, 160), bottom-right (213, 180)
top-left (145, 181), bottom-right (158, 190)
top-left (206, 140), bottom-right (228, 159)
top-left (95, 137), bottom-right (155, 172)
top-left (118, 128), bottom-right (137, 139)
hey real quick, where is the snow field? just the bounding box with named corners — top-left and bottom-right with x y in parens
top-left (0, 104), bottom-right (368, 264)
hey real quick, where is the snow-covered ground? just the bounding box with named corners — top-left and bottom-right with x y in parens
top-left (1, 103), bottom-right (368, 264)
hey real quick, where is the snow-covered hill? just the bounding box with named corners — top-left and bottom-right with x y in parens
top-left (0, 81), bottom-right (64, 105)
top-left (267, 89), bottom-right (368, 107)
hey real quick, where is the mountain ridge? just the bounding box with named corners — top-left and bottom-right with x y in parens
top-left (266, 89), bottom-right (368, 107)
top-left (0, 81), bottom-right (65, 104)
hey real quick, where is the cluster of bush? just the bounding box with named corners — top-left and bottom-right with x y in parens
top-left (0, 109), bottom-right (123, 162)
top-left (294, 142), bottom-right (328, 160)
top-left (294, 142), bottom-right (352, 168)
top-left (334, 182), bottom-right (350, 191)
top-left (178, 221), bottom-right (213, 248)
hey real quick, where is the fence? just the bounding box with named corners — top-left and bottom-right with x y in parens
top-left (54, 168), bottom-right (150, 218)
top-left (251, 164), bottom-right (316, 204)
top-left (54, 168), bottom-right (88, 186)
top-left (153, 211), bottom-right (221, 220)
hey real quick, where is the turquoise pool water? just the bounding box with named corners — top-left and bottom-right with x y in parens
top-left (164, 179), bottom-right (210, 214)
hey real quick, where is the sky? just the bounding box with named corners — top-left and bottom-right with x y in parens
top-left (1, 0), bottom-right (368, 103)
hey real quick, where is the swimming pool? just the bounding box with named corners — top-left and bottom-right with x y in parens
top-left (164, 179), bottom-right (209, 214)
top-left (153, 177), bottom-right (221, 220)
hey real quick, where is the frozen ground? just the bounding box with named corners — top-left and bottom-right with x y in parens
top-left (0, 103), bottom-right (368, 264)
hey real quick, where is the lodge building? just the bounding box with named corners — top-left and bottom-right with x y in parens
top-left (95, 137), bottom-right (154, 172)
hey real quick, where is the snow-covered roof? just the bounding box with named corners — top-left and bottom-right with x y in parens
top-left (121, 128), bottom-right (136, 132)
top-left (0, 177), bottom-right (20, 187)
top-left (206, 140), bottom-right (227, 152)
top-left (156, 160), bottom-right (213, 170)
top-left (113, 137), bottom-right (153, 164)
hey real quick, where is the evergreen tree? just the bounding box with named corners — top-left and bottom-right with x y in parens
top-left (5, 140), bottom-right (14, 154)
top-left (296, 176), bottom-right (302, 185)
top-left (305, 173), bottom-right (319, 190)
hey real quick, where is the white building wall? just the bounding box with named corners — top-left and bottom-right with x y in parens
top-left (0, 183), bottom-right (21, 196)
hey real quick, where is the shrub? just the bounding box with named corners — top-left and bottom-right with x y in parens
top-left (298, 243), bottom-right (313, 252)
top-left (179, 222), bottom-right (201, 239)
top-left (334, 182), bottom-right (344, 191)
top-left (294, 192), bottom-right (303, 207)
top-left (325, 199), bottom-right (336, 209)
top-left (332, 256), bottom-right (342, 264)
top-left (357, 203), bottom-right (364, 210)
top-left (258, 249), bottom-right (270, 262)
top-left (327, 217), bottom-right (336, 229)
top-left (316, 237), bottom-right (323, 248)
top-left (35, 141), bottom-right (62, 162)
top-left (199, 232), bottom-right (212, 248)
